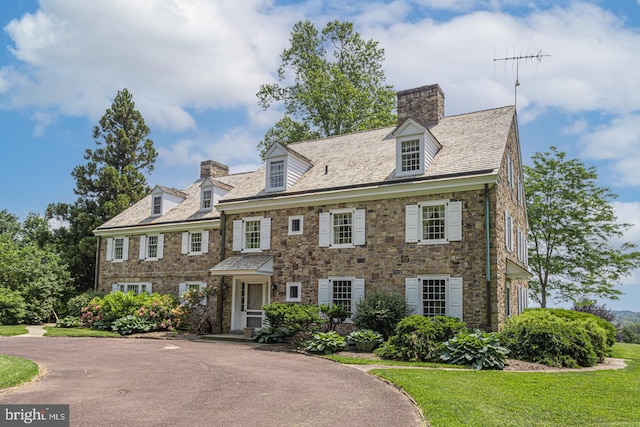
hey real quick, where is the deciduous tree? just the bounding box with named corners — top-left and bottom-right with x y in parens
top-left (524, 147), bottom-right (640, 307)
top-left (257, 20), bottom-right (396, 157)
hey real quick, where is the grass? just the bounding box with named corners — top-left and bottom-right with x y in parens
top-left (0, 325), bottom-right (28, 336)
top-left (325, 354), bottom-right (468, 369)
top-left (370, 343), bottom-right (640, 427)
top-left (43, 326), bottom-right (120, 338)
top-left (0, 355), bottom-right (39, 389)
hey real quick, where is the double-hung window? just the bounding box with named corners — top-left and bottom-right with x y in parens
top-left (232, 217), bottom-right (271, 252)
top-left (319, 209), bottom-right (366, 248)
top-left (405, 200), bottom-right (462, 244)
top-left (112, 282), bottom-right (152, 295)
top-left (202, 189), bottom-right (212, 210)
top-left (179, 282), bottom-right (208, 305)
top-left (405, 275), bottom-right (463, 320)
top-left (181, 231), bottom-right (209, 256)
top-left (318, 277), bottom-right (365, 319)
top-left (152, 196), bottom-right (162, 216)
top-left (268, 159), bottom-right (285, 191)
top-left (139, 234), bottom-right (164, 260)
top-left (106, 236), bottom-right (129, 262)
top-left (401, 139), bottom-right (421, 173)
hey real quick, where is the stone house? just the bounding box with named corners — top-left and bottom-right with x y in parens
top-left (94, 84), bottom-right (529, 332)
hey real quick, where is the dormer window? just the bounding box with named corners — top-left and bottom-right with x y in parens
top-left (202, 189), bottom-right (212, 210)
top-left (152, 196), bottom-right (162, 216)
top-left (394, 118), bottom-right (441, 178)
top-left (401, 139), bottom-right (421, 173)
top-left (269, 159), bottom-right (285, 190)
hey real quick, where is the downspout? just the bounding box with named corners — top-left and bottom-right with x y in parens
top-left (218, 211), bottom-right (226, 334)
top-left (94, 236), bottom-right (101, 291)
top-left (485, 184), bottom-right (492, 331)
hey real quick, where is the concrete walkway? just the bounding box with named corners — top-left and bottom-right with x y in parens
top-left (13, 324), bottom-right (52, 337)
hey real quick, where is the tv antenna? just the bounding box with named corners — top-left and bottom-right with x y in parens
top-left (494, 49), bottom-right (550, 106)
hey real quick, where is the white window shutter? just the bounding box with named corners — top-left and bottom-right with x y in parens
top-left (106, 238), bottom-right (113, 261)
top-left (260, 217), bottom-right (271, 250)
top-left (353, 279), bottom-right (365, 309)
top-left (178, 283), bottom-right (187, 300)
top-left (318, 279), bottom-right (330, 305)
top-left (354, 209), bottom-right (366, 245)
top-left (319, 213), bottom-right (330, 247)
top-left (139, 236), bottom-right (146, 260)
top-left (447, 277), bottom-right (463, 320)
top-left (405, 205), bottom-right (418, 243)
top-left (181, 232), bottom-right (189, 254)
top-left (405, 278), bottom-right (421, 315)
top-left (504, 211), bottom-right (510, 251)
top-left (232, 220), bottom-right (243, 251)
top-left (157, 234), bottom-right (164, 259)
top-left (447, 201), bottom-right (462, 241)
top-left (146, 283), bottom-right (153, 293)
top-left (201, 230), bottom-right (209, 254)
top-left (122, 237), bottom-right (129, 261)
top-left (112, 283), bottom-right (119, 292)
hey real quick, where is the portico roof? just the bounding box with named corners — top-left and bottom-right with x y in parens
top-left (210, 255), bottom-right (274, 276)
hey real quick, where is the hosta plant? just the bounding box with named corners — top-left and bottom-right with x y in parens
top-left (347, 329), bottom-right (384, 352)
top-left (111, 315), bottom-right (155, 336)
top-left (440, 329), bottom-right (509, 370)
top-left (305, 331), bottom-right (347, 355)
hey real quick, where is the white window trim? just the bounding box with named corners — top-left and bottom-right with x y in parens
top-left (285, 282), bottom-right (302, 302)
top-left (266, 157), bottom-right (287, 192)
top-left (106, 236), bottom-right (129, 262)
top-left (396, 134), bottom-right (425, 177)
top-left (319, 208), bottom-right (366, 248)
top-left (405, 275), bottom-right (463, 320)
top-left (405, 200), bottom-right (462, 245)
top-left (112, 282), bottom-right (152, 295)
top-left (151, 195), bottom-right (162, 217)
top-left (505, 210), bottom-right (513, 252)
top-left (232, 217), bottom-right (271, 253)
top-left (181, 230), bottom-right (209, 256)
top-left (200, 188), bottom-right (213, 211)
top-left (288, 215), bottom-right (304, 236)
top-left (179, 282), bottom-right (208, 305)
top-left (139, 234), bottom-right (164, 261)
top-left (507, 155), bottom-right (514, 189)
top-left (318, 277), bottom-right (365, 321)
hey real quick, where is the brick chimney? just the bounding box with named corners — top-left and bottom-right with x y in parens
top-left (397, 84), bottom-right (445, 128)
top-left (200, 160), bottom-right (229, 178)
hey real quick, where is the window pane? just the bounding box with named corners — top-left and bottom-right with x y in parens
top-left (401, 139), bottom-right (420, 172)
top-left (270, 160), bottom-right (285, 189)
top-left (202, 190), bottom-right (212, 208)
top-left (332, 279), bottom-right (352, 314)
top-left (153, 196), bottom-right (162, 215)
top-left (190, 232), bottom-right (202, 253)
top-left (291, 218), bottom-right (300, 232)
top-left (114, 238), bottom-right (124, 260)
top-left (422, 279), bottom-right (446, 317)
top-left (147, 235), bottom-right (158, 258)
top-left (422, 205), bottom-right (446, 240)
top-left (245, 220), bottom-right (261, 249)
top-left (333, 212), bottom-right (353, 245)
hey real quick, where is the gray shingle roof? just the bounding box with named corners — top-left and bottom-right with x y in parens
top-left (95, 105), bottom-right (515, 231)
top-left (222, 105), bottom-right (515, 201)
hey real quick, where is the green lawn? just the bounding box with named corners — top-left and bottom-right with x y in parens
top-left (0, 355), bottom-right (38, 389)
top-left (325, 354), bottom-right (468, 369)
top-left (372, 343), bottom-right (640, 427)
top-left (0, 325), bottom-right (28, 336)
top-left (43, 326), bottom-right (120, 338)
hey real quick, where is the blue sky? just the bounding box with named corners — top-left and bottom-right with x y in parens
top-left (1, 0), bottom-right (639, 310)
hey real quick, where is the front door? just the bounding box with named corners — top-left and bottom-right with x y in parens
top-left (244, 283), bottom-right (265, 329)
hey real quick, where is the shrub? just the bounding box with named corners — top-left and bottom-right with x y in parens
top-left (618, 322), bottom-right (640, 344)
top-left (305, 331), bottom-right (347, 355)
top-left (66, 291), bottom-right (104, 317)
top-left (545, 308), bottom-right (616, 349)
top-left (111, 315), bottom-right (155, 335)
top-left (0, 288), bottom-right (27, 325)
top-left (319, 304), bottom-right (349, 331)
top-left (501, 309), bottom-right (605, 368)
top-left (253, 326), bottom-right (291, 343)
top-left (56, 316), bottom-right (80, 328)
top-left (572, 301), bottom-right (615, 322)
top-left (262, 303), bottom-right (322, 338)
top-left (178, 287), bottom-right (213, 333)
top-left (352, 291), bottom-right (411, 339)
top-left (378, 315), bottom-right (468, 362)
top-left (347, 329), bottom-right (384, 352)
top-left (440, 330), bottom-right (509, 370)
top-left (374, 336), bottom-right (403, 359)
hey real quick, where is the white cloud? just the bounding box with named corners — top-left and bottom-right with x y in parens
top-left (612, 201), bottom-right (640, 248)
top-left (562, 118), bottom-right (588, 136)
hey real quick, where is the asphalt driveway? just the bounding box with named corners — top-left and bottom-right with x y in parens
top-left (0, 337), bottom-right (422, 427)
